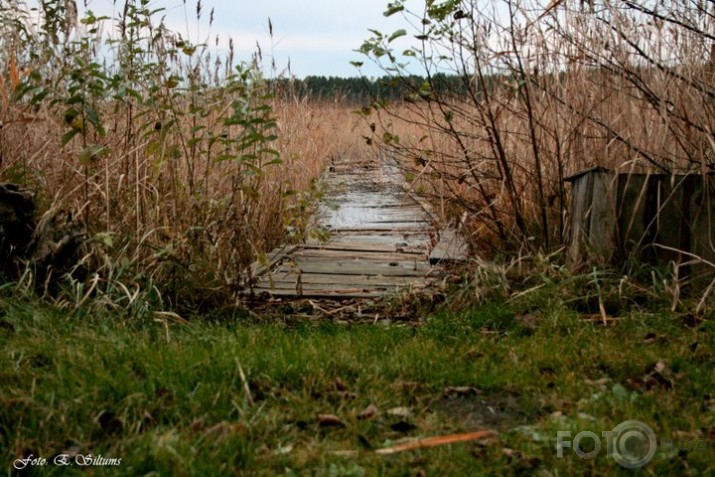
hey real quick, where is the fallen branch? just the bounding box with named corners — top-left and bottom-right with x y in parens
top-left (375, 430), bottom-right (497, 455)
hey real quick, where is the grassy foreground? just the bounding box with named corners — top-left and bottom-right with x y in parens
top-left (1, 297), bottom-right (713, 476)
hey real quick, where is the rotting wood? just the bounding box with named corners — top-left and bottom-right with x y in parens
top-left (566, 168), bottom-right (715, 286)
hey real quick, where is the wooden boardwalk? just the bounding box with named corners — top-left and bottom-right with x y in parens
top-left (243, 158), bottom-right (468, 300)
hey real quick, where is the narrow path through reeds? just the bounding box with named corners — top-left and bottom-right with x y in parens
top-left (243, 157), bottom-right (468, 300)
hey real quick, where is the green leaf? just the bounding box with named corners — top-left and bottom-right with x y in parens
top-left (85, 106), bottom-right (101, 127)
top-left (62, 129), bottom-right (81, 146)
top-left (388, 29), bottom-right (407, 43)
top-left (384, 3), bottom-right (405, 17)
top-left (145, 141), bottom-right (161, 156)
top-left (79, 144), bottom-right (110, 165)
top-left (66, 94), bottom-right (84, 105)
top-left (94, 232), bottom-right (114, 248)
top-left (64, 107), bottom-right (80, 125)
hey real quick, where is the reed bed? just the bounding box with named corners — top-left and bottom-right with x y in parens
top-left (361, 0), bottom-right (715, 259)
top-left (0, 1), bottom-right (370, 309)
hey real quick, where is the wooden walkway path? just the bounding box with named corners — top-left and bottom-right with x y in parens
top-left (243, 158), bottom-right (468, 300)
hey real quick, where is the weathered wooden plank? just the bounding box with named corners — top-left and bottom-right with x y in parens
top-left (616, 173), bottom-right (654, 255)
top-left (308, 232), bottom-right (430, 245)
top-left (429, 228), bottom-right (470, 264)
top-left (303, 243), bottom-right (427, 254)
top-left (567, 170), bottom-right (616, 268)
top-left (275, 261), bottom-right (430, 277)
top-left (246, 245), bottom-right (297, 283)
top-left (687, 175), bottom-right (715, 284)
top-left (324, 227), bottom-right (428, 233)
top-left (253, 281), bottom-right (427, 292)
top-left (290, 255), bottom-right (431, 268)
top-left (587, 171), bottom-right (617, 264)
top-left (258, 272), bottom-right (431, 286)
top-left (294, 249), bottom-right (427, 261)
top-left (318, 210), bottom-right (428, 229)
top-left (250, 288), bottom-right (389, 299)
top-left (321, 193), bottom-right (415, 205)
top-left (567, 171), bottom-right (589, 267)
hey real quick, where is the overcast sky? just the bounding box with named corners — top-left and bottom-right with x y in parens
top-left (80, 0), bottom-right (422, 78)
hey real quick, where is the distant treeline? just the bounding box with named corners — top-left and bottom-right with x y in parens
top-left (269, 74), bottom-right (472, 104)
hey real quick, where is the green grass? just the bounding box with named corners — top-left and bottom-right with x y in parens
top-left (0, 297), bottom-right (713, 476)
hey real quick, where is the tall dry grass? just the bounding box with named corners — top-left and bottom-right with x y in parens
top-left (361, 0), bottom-right (715, 260)
top-left (0, 1), bottom-right (368, 310)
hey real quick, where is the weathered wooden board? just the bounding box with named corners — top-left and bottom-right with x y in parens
top-left (303, 243), bottom-right (427, 255)
top-left (318, 209), bottom-right (429, 230)
top-left (323, 226), bottom-right (428, 234)
top-left (567, 168), bottom-right (715, 287)
top-left (274, 261), bottom-right (430, 276)
top-left (429, 228), bottom-right (470, 264)
top-left (248, 245), bottom-right (297, 281)
top-left (253, 288), bottom-right (387, 299)
top-left (308, 231), bottom-right (429, 243)
top-left (252, 281), bottom-right (426, 292)
top-left (255, 273), bottom-right (430, 286)
top-left (294, 249), bottom-right (427, 261)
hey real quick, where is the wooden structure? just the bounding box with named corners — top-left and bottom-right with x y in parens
top-left (242, 158), bottom-right (468, 300)
top-left (566, 167), bottom-right (715, 281)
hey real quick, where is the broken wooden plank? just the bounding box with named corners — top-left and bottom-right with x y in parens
top-left (246, 245), bottom-right (297, 283)
top-left (429, 228), bottom-right (470, 264)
